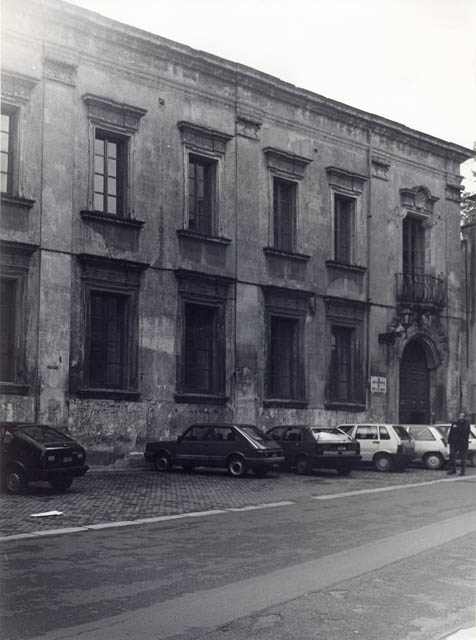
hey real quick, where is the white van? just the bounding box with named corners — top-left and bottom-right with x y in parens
top-left (403, 425), bottom-right (450, 469)
top-left (338, 423), bottom-right (415, 472)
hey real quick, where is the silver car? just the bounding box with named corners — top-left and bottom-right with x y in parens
top-left (404, 425), bottom-right (450, 470)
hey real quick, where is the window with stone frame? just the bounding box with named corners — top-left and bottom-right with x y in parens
top-left (83, 94), bottom-right (146, 220)
top-left (334, 194), bottom-right (355, 264)
top-left (0, 277), bottom-right (17, 381)
top-left (264, 148), bottom-right (312, 256)
top-left (178, 122), bottom-right (232, 238)
top-left (263, 286), bottom-right (311, 407)
top-left (326, 167), bottom-right (367, 268)
top-left (325, 297), bottom-right (366, 410)
top-left (1, 107), bottom-right (16, 195)
top-left (0, 241), bottom-right (37, 394)
top-left (175, 269), bottom-right (232, 403)
top-left (75, 254), bottom-right (146, 400)
top-left (188, 155), bottom-right (216, 235)
top-left (1, 71), bottom-right (38, 207)
top-left (273, 178), bottom-right (296, 252)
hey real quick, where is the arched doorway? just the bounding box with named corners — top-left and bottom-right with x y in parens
top-left (399, 340), bottom-right (430, 424)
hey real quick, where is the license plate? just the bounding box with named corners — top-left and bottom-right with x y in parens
top-left (337, 446), bottom-right (347, 451)
top-left (63, 456), bottom-right (72, 463)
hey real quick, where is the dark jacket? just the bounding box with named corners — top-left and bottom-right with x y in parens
top-left (447, 419), bottom-right (471, 448)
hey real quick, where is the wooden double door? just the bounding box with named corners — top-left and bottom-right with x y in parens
top-left (399, 340), bottom-right (430, 424)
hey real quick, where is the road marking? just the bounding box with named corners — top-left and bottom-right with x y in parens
top-left (39, 510), bottom-right (476, 640)
top-left (0, 501), bottom-right (294, 542)
top-left (313, 475), bottom-right (475, 500)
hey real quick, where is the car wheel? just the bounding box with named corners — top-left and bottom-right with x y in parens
top-left (154, 453), bottom-right (171, 472)
top-left (295, 455), bottom-right (310, 475)
top-left (227, 455), bottom-right (248, 478)
top-left (5, 468), bottom-right (27, 494)
top-left (424, 452), bottom-right (444, 470)
top-left (253, 468), bottom-right (269, 477)
top-left (49, 476), bottom-right (73, 491)
top-left (374, 453), bottom-right (393, 472)
top-left (336, 466), bottom-right (352, 476)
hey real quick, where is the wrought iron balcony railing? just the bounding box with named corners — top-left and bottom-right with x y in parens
top-left (395, 273), bottom-right (447, 309)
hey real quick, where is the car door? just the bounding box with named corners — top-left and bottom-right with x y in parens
top-left (281, 427), bottom-right (304, 464)
top-left (207, 426), bottom-right (240, 467)
top-left (175, 424), bottom-right (211, 466)
top-left (354, 425), bottom-right (379, 462)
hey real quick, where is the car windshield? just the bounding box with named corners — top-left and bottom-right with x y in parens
top-left (393, 425), bottom-right (411, 440)
top-left (310, 427), bottom-right (350, 441)
top-left (18, 425), bottom-right (74, 444)
top-left (237, 425), bottom-right (269, 444)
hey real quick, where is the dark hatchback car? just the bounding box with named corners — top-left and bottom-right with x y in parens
top-left (144, 423), bottom-right (285, 477)
top-left (266, 424), bottom-right (361, 475)
top-left (0, 423), bottom-right (89, 493)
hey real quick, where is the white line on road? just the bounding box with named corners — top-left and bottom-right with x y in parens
top-left (313, 475), bottom-right (476, 500)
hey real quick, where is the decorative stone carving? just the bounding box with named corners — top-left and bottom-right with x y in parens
top-left (262, 285), bottom-right (313, 314)
top-left (178, 122), bottom-right (233, 156)
top-left (44, 58), bottom-right (77, 86)
top-left (1, 70), bottom-right (38, 104)
top-left (265, 148), bottom-right (312, 180)
top-left (236, 113), bottom-right (263, 140)
top-left (78, 254), bottom-right (148, 287)
top-left (446, 183), bottom-right (464, 203)
top-left (371, 156), bottom-right (391, 180)
top-left (175, 269), bottom-right (233, 300)
top-left (83, 95), bottom-right (147, 133)
top-left (326, 167), bottom-right (368, 194)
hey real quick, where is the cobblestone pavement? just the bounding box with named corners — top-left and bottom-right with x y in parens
top-left (1, 463), bottom-right (475, 537)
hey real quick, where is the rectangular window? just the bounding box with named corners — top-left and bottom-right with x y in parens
top-left (89, 291), bottom-right (127, 388)
top-left (330, 326), bottom-right (354, 402)
top-left (1, 109), bottom-right (15, 195)
top-left (269, 315), bottom-right (299, 398)
top-left (188, 156), bottom-right (214, 235)
top-left (273, 178), bottom-right (296, 251)
top-left (334, 195), bottom-right (354, 264)
top-left (93, 132), bottom-right (125, 215)
top-left (403, 217), bottom-right (424, 276)
top-left (0, 278), bottom-right (16, 381)
top-left (184, 303), bottom-right (218, 393)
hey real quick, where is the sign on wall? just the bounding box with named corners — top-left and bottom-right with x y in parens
top-left (370, 376), bottom-right (387, 394)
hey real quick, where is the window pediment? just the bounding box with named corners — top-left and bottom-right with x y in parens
top-left (326, 167), bottom-right (368, 194)
top-left (178, 121), bottom-right (233, 156)
top-left (83, 94), bottom-right (147, 133)
top-left (264, 148), bottom-right (312, 180)
top-left (1, 71), bottom-right (38, 105)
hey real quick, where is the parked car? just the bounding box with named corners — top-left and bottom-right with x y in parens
top-left (265, 424), bottom-right (361, 475)
top-left (337, 423), bottom-right (415, 472)
top-left (434, 423), bottom-right (476, 467)
top-left (144, 423), bottom-right (284, 478)
top-left (0, 422), bottom-right (89, 494)
top-left (403, 424), bottom-right (450, 469)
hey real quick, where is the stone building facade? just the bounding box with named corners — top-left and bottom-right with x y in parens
top-left (1, 0), bottom-right (473, 464)
top-left (462, 208), bottom-right (476, 423)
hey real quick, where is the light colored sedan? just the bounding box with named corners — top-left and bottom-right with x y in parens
top-left (404, 425), bottom-right (450, 470)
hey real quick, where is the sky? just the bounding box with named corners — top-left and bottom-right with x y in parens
top-left (69, 0), bottom-right (476, 184)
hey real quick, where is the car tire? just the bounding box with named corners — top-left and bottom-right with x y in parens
top-left (154, 453), bottom-right (171, 472)
top-left (295, 455), bottom-right (310, 475)
top-left (49, 476), bottom-right (73, 492)
top-left (336, 466), bottom-right (352, 476)
top-left (374, 453), bottom-right (393, 472)
top-left (227, 455), bottom-right (248, 478)
top-left (424, 452), bottom-right (444, 470)
top-left (5, 467), bottom-right (27, 494)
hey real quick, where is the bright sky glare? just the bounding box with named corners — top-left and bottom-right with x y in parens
top-left (68, 0), bottom-right (476, 179)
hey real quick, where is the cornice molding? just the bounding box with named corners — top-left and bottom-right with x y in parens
top-left (264, 147), bottom-right (313, 180)
top-left (178, 121), bottom-right (233, 155)
top-left (1, 70), bottom-right (39, 104)
top-left (326, 166), bottom-right (368, 194)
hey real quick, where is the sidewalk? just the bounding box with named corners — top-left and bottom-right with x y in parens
top-left (444, 629), bottom-right (476, 639)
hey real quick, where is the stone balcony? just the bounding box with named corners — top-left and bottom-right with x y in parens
top-left (395, 273), bottom-right (447, 310)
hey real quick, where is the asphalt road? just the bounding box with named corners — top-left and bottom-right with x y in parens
top-left (1, 469), bottom-right (475, 640)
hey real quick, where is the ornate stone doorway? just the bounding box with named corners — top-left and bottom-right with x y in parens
top-left (399, 340), bottom-right (430, 424)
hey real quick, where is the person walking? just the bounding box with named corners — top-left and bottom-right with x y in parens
top-left (447, 412), bottom-right (471, 476)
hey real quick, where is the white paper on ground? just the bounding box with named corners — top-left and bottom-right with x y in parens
top-left (30, 511), bottom-right (64, 517)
